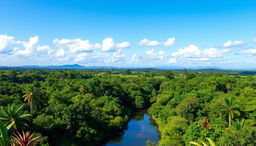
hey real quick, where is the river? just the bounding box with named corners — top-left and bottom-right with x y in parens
top-left (105, 111), bottom-right (159, 146)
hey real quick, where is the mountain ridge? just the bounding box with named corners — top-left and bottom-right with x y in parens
top-left (0, 64), bottom-right (255, 71)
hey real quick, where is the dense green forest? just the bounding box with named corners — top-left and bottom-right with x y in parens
top-left (0, 69), bottom-right (256, 145)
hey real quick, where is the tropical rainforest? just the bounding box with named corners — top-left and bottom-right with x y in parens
top-left (0, 69), bottom-right (256, 146)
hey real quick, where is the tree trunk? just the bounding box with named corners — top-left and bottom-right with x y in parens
top-left (228, 114), bottom-right (231, 126)
top-left (30, 104), bottom-right (33, 114)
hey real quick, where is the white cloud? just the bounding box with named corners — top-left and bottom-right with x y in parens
top-left (55, 49), bottom-right (65, 57)
top-left (172, 45), bottom-right (201, 58)
top-left (168, 58), bottom-right (177, 63)
top-left (2, 34), bottom-right (251, 67)
top-left (13, 36), bottom-right (39, 56)
top-left (117, 42), bottom-right (130, 49)
top-left (164, 38), bottom-right (175, 47)
top-left (0, 35), bottom-right (15, 52)
top-left (131, 54), bottom-right (138, 63)
top-left (111, 50), bottom-right (124, 63)
top-left (139, 38), bottom-right (159, 46)
top-left (23, 36), bottom-right (39, 49)
top-left (146, 49), bottom-right (154, 55)
top-left (102, 38), bottom-right (115, 51)
top-left (223, 40), bottom-right (246, 48)
top-left (241, 49), bottom-right (256, 56)
top-left (172, 45), bottom-right (229, 59)
top-left (202, 48), bottom-right (229, 58)
top-left (14, 48), bottom-right (31, 56)
top-left (139, 37), bottom-right (176, 47)
top-left (253, 39), bottom-right (256, 43)
top-left (145, 49), bottom-right (165, 60)
top-left (94, 43), bottom-right (101, 49)
top-left (102, 38), bottom-right (130, 51)
top-left (36, 45), bottom-right (50, 51)
top-left (0, 35), bottom-right (40, 56)
top-left (53, 38), bottom-right (99, 53)
top-left (74, 53), bottom-right (88, 62)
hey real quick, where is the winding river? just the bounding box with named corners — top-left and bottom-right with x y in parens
top-left (106, 111), bottom-right (159, 146)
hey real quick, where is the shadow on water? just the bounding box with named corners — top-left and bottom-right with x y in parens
top-left (104, 110), bottom-right (159, 146)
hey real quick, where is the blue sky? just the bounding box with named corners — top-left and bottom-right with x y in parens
top-left (1, 0), bottom-right (256, 68)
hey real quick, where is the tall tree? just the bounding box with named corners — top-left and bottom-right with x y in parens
top-left (23, 91), bottom-right (34, 114)
top-left (219, 98), bottom-right (240, 126)
top-left (23, 83), bottom-right (41, 113)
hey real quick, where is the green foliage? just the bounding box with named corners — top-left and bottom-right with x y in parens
top-left (146, 140), bottom-right (158, 146)
top-left (158, 116), bottom-right (188, 146)
top-left (176, 96), bottom-right (200, 121)
top-left (1, 69), bottom-right (256, 145)
top-left (0, 104), bottom-right (31, 130)
top-left (148, 73), bottom-right (256, 145)
top-left (163, 70), bottom-right (174, 79)
top-left (0, 121), bottom-right (9, 146)
top-left (219, 97), bottom-right (240, 126)
top-left (218, 126), bottom-right (256, 145)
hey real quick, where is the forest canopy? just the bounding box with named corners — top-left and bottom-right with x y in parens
top-left (0, 69), bottom-right (255, 145)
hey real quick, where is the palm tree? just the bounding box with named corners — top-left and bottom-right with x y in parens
top-left (0, 104), bottom-right (31, 130)
top-left (219, 97), bottom-right (240, 127)
top-left (190, 138), bottom-right (216, 146)
top-left (23, 91), bottom-right (34, 114)
top-left (11, 131), bottom-right (41, 146)
top-left (23, 84), bottom-right (41, 114)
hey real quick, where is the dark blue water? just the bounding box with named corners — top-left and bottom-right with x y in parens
top-left (106, 112), bottom-right (159, 146)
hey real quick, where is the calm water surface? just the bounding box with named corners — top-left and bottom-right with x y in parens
top-left (106, 112), bottom-right (159, 146)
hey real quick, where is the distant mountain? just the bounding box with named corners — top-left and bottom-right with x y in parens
top-left (46, 64), bottom-right (85, 69)
top-left (0, 64), bottom-right (255, 71)
top-left (1, 64), bottom-right (86, 69)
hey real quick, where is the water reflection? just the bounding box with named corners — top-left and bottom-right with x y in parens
top-left (106, 111), bottom-right (159, 146)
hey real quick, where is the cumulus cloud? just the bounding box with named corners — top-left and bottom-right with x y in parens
top-left (102, 38), bottom-right (115, 51)
top-left (53, 38), bottom-right (99, 53)
top-left (36, 45), bottom-right (50, 51)
top-left (139, 38), bottom-right (159, 46)
top-left (111, 50), bottom-right (124, 63)
top-left (145, 49), bottom-right (165, 60)
top-left (1, 34), bottom-right (250, 67)
top-left (13, 36), bottom-right (39, 56)
top-left (253, 39), bottom-right (256, 43)
top-left (223, 40), bottom-right (246, 48)
top-left (23, 36), bottom-right (39, 49)
top-left (202, 48), bottom-right (228, 58)
top-left (36, 45), bottom-right (53, 55)
top-left (139, 37), bottom-right (175, 47)
top-left (117, 42), bottom-right (130, 49)
top-left (172, 45), bottom-right (201, 58)
top-left (163, 38), bottom-right (175, 47)
top-left (172, 45), bottom-right (229, 60)
top-left (74, 53), bottom-right (88, 62)
top-left (0, 35), bottom-right (41, 56)
top-left (55, 49), bottom-right (65, 57)
top-left (0, 35), bottom-right (15, 53)
top-left (102, 38), bottom-right (130, 51)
